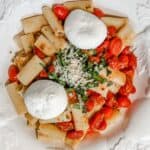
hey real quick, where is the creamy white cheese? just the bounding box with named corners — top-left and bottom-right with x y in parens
top-left (64, 9), bottom-right (107, 49)
top-left (23, 80), bottom-right (68, 120)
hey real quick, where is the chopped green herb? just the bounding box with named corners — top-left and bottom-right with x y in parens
top-left (66, 88), bottom-right (74, 92)
top-left (48, 73), bottom-right (58, 80)
top-left (100, 58), bottom-right (107, 67)
top-left (39, 62), bottom-right (46, 68)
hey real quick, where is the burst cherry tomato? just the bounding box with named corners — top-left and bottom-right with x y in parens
top-left (119, 78), bottom-right (136, 96)
top-left (89, 92), bottom-right (105, 104)
top-left (34, 47), bottom-right (45, 59)
top-left (107, 56), bottom-right (120, 70)
top-left (107, 26), bottom-right (117, 38)
top-left (128, 53), bottom-right (137, 70)
top-left (53, 4), bottom-right (69, 20)
top-left (48, 65), bottom-right (55, 73)
top-left (85, 99), bottom-right (95, 112)
top-left (118, 54), bottom-right (129, 70)
top-left (122, 68), bottom-right (135, 79)
top-left (89, 112), bottom-right (104, 130)
top-left (97, 119), bottom-right (107, 130)
top-left (101, 106), bottom-right (113, 119)
top-left (67, 130), bottom-right (84, 139)
top-left (121, 46), bottom-right (131, 55)
top-left (93, 8), bottom-right (105, 18)
top-left (8, 64), bottom-right (19, 82)
top-left (117, 95), bottom-right (131, 108)
top-left (96, 40), bottom-right (110, 54)
top-left (39, 70), bottom-right (48, 78)
top-left (106, 92), bottom-right (118, 108)
top-left (109, 37), bottom-right (123, 56)
top-left (56, 121), bottom-right (74, 131)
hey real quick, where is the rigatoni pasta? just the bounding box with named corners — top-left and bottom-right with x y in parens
top-left (6, 82), bottom-right (27, 115)
top-left (22, 15), bottom-right (48, 34)
top-left (42, 6), bottom-right (64, 36)
top-left (20, 33), bottom-right (35, 53)
top-left (17, 55), bottom-right (45, 85)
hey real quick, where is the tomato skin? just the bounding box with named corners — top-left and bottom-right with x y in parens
top-left (121, 46), bottom-right (131, 55)
top-left (106, 92), bottom-right (118, 108)
top-left (89, 112), bottom-right (104, 130)
top-left (96, 40), bottom-right (110, 54)
top-left (93, 8), bottom-right (105, 18)
top-left (48, 65), bottom-right (55, 73)
top-left (86, 89), bottom-right (96, 96)
top-left (89, 56), bottom-right (100, 63)
top-left (117, 95), bottom-right (131, 108)
top-left (67, 130), bottom-right (84, 139)
top-left (34, 47), bottom-right (45, 59)
top-left (107, 26), bottom-right (117, 38)
top-left (101, 106), bottom-right (113, 119)
top-left (118, 54), bottom-right (129, 70)
top-left (122, 68), bottom-right (135, 79)
top-left (108, 56), bottom-right (120, 70)
top-left (56, 121), bottom-right (74, 131)
top-left (109, 37), bottom-right (123, 56)
top-left (8, 64), bottom-right (19, 82)
top-left (67, 90), bottom-right (78, 104)
top-left (119, 78), bottom-right (136, 96)
top-left (85, 99), bottom-right (95, 112)
top-left (53, 4), bottom-right (69, 20)
top-left (89, 92), bottom-right (105, 104)
top-left (97, 119), bottom-right (107, 130)
top-left (39, 70), bottom-right (48, 78)
top-left (128, 53), bottom-right (137, 70)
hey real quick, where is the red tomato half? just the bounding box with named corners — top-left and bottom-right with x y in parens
top-left (107, 56), bottom-right (120, 70)
top-left (117, 96), bottom-right (131, 108)
top-left (118, 54), bottom-right (129, 70)
top-left (119, 78), bottom-right (136, 96)
top-left (122, 68), bottom-right (135, 79)
top-left (121, 46), bottom-right (131, 55)
top-left (8, 64), bottom-right (19, 82)
top-left (106, 92), bottom-right (118, 108)
top-left (53, 4), bottom-right (69, 20)
top-left (93, 8), bottom-right (105, 18)
top-left (48, 65), bottom-right (55, 73)
top-left (67, 130), bottom-right (84, 139)
top-left (89, 56), bottom-right (100, 63)
top-left (57, 121), bottom-right (74, 131)
top-left (89, 92), bottom-right (105, 104)
top-left (107, 26), bottom-right (117, 38)
top-left (89, 112), bottom-right (104, 130)
top-left (97, 119), bottom-right (107, 130)
top-left (85, 99), bottom-right (95, 112)
top-left (39, 70), bottom-right (48, 78)
top-left (34, 47), bottom-right (45, 59)
top-left (109, 37), bottom-right (123, 56)
top-left (96, 40), bottom-right (110, 54)
top-left (101, 106), bottom-right (113, 119)
top-left (128, 53), bottom-right (137, 70)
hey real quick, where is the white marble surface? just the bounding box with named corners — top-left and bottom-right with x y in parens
top-left (0, 0), bottom-right (150, 150)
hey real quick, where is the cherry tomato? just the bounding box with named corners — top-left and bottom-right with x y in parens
top-left (106, 92), bottom-right (118, 108)
top-left (48, 65), bottom-right (55, 73)
top-left (86, 89), bottom-right (96, 96)
top-left (93, 8), bottom-right (105, 18)
top-left (118, 54), bottom-right (129, 70)
top-left (98, 119), bottom-right (107, 130)
top-left (85, 99), bottom-right (95, 112)
top-left (122, 68), bottom-right (135, 79)
top-left (101, 106), bottom-right (113, 119)
top-left (89, 92), bottom-right (105, 104)
top-left (117, 95), bottom-right (131, 108)
top-left (107, 26), bottom-right (117, 38)
top-left (128, 53), bottom-right (137, 70)
top-left (39, 70), bottom-right (48, 78)
top-left (53, 4), bottom-right (69, 20)
top-left (121, 46), bottom-right (131, 55)
top-left (89, 56), bottom-right (100, 63)
top-left (96, 40), bottom-right (110, 54)
top-left (108, 56), bottom-right (120, 70)
top-left (8, 64), bottom-right (19, 82)
top-left (89, 112), bottom-right (104, 129)
top-left (119, 77), bottom-right (136, 96)
top-left (56, 121), bottom-right (74, 131)
top-left (67, 130), bottom-right (84, 139)
top-left (109, 37), bottom-right (123, 56)
top-left (34, 47), bottom-right (45, 59)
